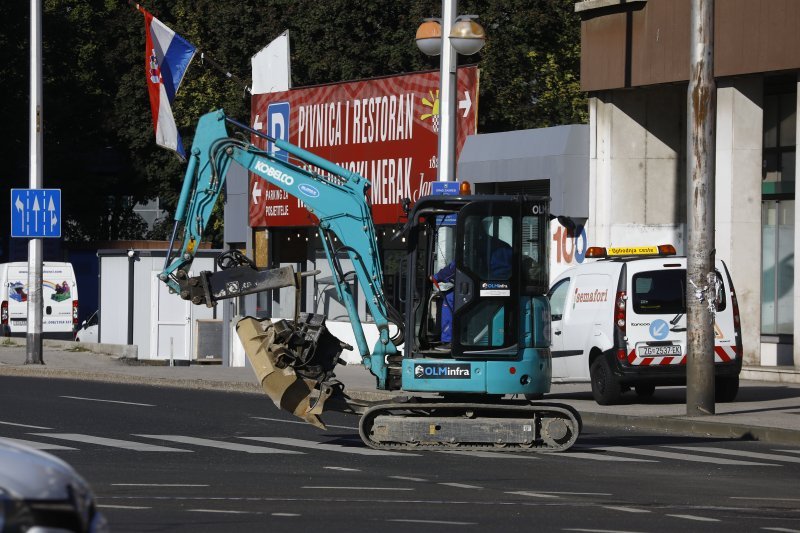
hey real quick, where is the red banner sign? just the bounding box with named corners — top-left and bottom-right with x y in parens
top-left (249, 67), bottom-right (479, 227)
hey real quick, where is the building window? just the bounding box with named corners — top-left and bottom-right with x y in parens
top-left (761, 76), bottom-right (796, 336)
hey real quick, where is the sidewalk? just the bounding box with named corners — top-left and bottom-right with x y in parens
top-left (1, 340), bottom-right (798, 446)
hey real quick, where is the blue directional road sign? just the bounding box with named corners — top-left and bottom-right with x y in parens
top-left (10, 189), bottom-right (62, 238)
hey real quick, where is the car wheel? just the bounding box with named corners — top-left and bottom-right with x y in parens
top-left (715, 375), bottom-right (739, 403)
top-left (634, 384), bottom-right (656, 398)
top-left (590, 355), bottom-right (621, 405)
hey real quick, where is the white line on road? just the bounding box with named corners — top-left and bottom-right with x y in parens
top-left (60, 396), bottom-right (154, 407)
top-left (241, 436), bottom-right (415, 456)
top-left (506, 491), bottom-right (560, 499)
top-left (188, 509), bottom-right (258, 515)
top-left (390, 476), bottom-right (428, 482)
top-left (135, 435), bottom-right (304, 454)
top-left (775, 449), bottom-right (800, 455)
top-left (762, 528), bottom-right (800, 533)
top-left (303, 486), bottom-right (414, 491)
top-left (666, 514), bottom-right (720, 522)
top-left (564, 529), bottom-right (646, 533)
top-left (0, 420), bottom-right (52, 430)
top-left (112, 484), bottom-right (209, 487)
top-left (272, 513), bottom-right (301, 517)
top-left (0, 437), bottom-right (76, 450)
top-left (603, 506), bottom-right (651, 514)
top-left (324, 466), bottom-right (361, 472)
top-left (251, 416), bottom-right (357, 430)
top-left (31, 434), bottom-right (191, 452)
top-left (666, 446), bottom-right (800, 464)
top-left (387, 519), bottom-right (476, 526)
top-left (440, 450), bottom-right (540, 459)
top-left (97, 505), bottom-right (151, 510)
top-left (562, 451), bottom-right (656, 463)
top-left (731, 497), bottom-right (800, 502)
top-left (438, 483), bottom-right (483, 489)
top-left (535, 492), bottom-right (612, 496)
top-left (592, 446), bottom-right (779, 466)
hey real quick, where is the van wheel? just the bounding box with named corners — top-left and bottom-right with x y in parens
top-left (590, 356), bottom-right (621, 405)
top-left (715, 375), bottom-right (739, 403)
top-left (634, 384), bottom-right (655, 398)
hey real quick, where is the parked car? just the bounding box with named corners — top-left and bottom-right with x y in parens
top-left (74, 310), bottom-right (99, 343)
top-left (547, 244), bottom-right (742, 405)
top-left (0, 437), bottom-right (108, 532)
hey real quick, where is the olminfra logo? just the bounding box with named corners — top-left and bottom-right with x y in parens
top-left (414, 364), bottom-right (471, 379)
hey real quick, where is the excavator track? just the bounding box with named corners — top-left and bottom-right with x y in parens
top-left (358, 401), bottom-right (581, 453)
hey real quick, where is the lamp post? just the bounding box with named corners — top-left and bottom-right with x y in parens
top-left (416, 1), bottom-right (485, 182)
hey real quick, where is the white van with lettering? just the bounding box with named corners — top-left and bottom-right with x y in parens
top-left (547, 245), bottom-right (742, 405)
top-left (0, 262), bottom-right (79, 339)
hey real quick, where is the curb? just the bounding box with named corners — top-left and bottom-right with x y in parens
top-left (580, 411), bottom-right (800, 447)
top-left (1, 338), bottom-right (137, 359)
top-left (2, 366), bottom-right (797, 446)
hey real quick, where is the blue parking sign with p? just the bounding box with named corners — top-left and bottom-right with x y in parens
top-left (268, 102), bottom-right (290, 162)
top-left (10, 189), bottom-right (62, 238)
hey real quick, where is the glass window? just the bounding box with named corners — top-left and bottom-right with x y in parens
top-left (632, 270), bottom-right (685, 315)
top-left (458, 300), bottom-right (509, 347)
top-left (762, 200), bottom-right (795, 335)
top-left (521, 215), bottom-right (548, 294)
top-left (548, 278), bottom-right (570, 321)
top-left (461, 215), bottom-right (513, 280)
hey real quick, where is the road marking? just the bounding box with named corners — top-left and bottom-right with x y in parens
top-left (562, 451), bottom-right (656, 463)
top-left (506, 491), bottom-right (560, 499)
top-left (112, 484), bottom-right (209, 487)
top-left (388, 519), bottom-right (477, 526)
top-left (440, 450), bottom-right (539, 459)
top-left (564, 529), bottom-right (645, 533)
top-left (603, 506), bottom-right (651, 514)
top-left (775, 449), bottom-right (800, 455)
top-left (0, 437), bottom-right (76, 450)
top-left (135, 435), bottom-right (304, 454)
top-left (0, 420), bottom-right (52, 430)
top-left (303, 486), bottom-right (414, 491)
top-left (762, 528), bottom-right (800, 533)
top-left (188, 509), bottom-right (258, 515)
top-left (241, 436), bottom-right (414, 456)
top-left (732, 497), bottom-right (800, 502)
top-left (251, 416), bottom-right (357, 430)
top-left (592, 446), bottom-right (779, 466)
top-left (97, 504), bottom-right (151, 510)
top-left (324, 466), bottom-right (361, 472)
top-left (438, 482), bottom-right (482, 489)
top-left (666, 514), bottom-right (719, 522)
top-left (536, 491), bottom-right (612, 496)
top-left (390, 476), bottom-right (428, 482)
top-left (60, 396), bottom-right (154, 407)
top-left (667, 446), bottom-right (800, 464)
top-left (31, 433), bottom-right (191, 452)
top-left (272, 513), bottom-right (301, 517)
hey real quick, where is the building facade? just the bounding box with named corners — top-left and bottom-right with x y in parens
top-left (576, 0), bottom-right (800, 366)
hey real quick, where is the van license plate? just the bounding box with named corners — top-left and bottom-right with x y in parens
top-left (638, 345), bottom-right (681, 357)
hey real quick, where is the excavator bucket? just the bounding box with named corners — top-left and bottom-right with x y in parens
top-left (236, 316), bottom-right (342, 429)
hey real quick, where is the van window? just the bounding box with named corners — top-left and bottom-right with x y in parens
top-left (548, 278), bottom-right (570, 321)
top-left (633, 269), bottom-right (726, 314)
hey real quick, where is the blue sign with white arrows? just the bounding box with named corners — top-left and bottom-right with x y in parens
top-left (10, 189), bottom-right (61, 238)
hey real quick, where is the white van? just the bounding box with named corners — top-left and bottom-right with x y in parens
top-left (547, 245), bottom-right (742, 405)
top-left (0, 262), bottom-right (79, 339)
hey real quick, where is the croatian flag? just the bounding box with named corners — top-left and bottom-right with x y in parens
top-left (140, 6), bottom-right (196, 159)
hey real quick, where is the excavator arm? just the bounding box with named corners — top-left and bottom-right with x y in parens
top-left (159, 111), bottom-right (401, 422)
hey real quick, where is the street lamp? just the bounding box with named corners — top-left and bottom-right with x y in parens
top-left (416, 2), bottom-right (485, 182)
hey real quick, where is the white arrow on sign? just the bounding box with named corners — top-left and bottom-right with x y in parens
top-left (253, 114), bottom-right (264, 131)
top-left (48, 196), bottom-right (57, 231)
top-left (252, 181), bottom-right (262, 204)
top-left (458, 91), bottom-right (472, 118)
top-left (14, 195), bottom-right (24, 216)
top-left (32, 196), bottom-right (40, 231)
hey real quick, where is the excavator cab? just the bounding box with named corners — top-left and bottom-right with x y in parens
top-left (402, 194), bottom-right (552, 397)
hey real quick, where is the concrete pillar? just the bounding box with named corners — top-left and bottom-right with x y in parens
top-left (715, 78), bottom-right (763, 366)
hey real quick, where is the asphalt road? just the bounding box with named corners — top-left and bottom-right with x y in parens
top-left (1, 376), bottom-right (799, 533)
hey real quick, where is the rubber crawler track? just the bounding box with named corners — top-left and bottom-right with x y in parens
top-left (358, 401), bottom-right (582, 453)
